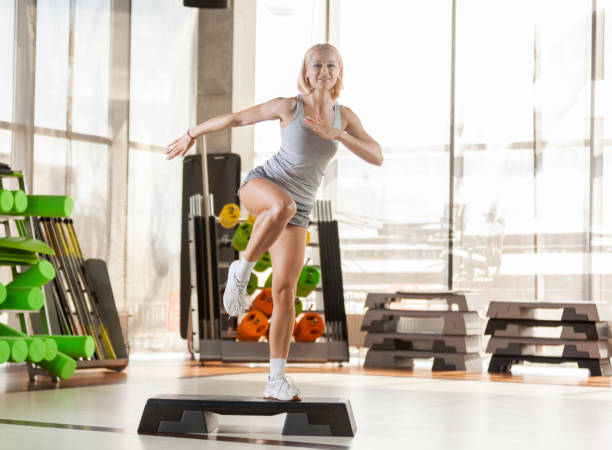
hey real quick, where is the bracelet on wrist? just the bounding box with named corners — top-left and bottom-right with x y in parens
top-left (186, 128), bottom-right (195, 140)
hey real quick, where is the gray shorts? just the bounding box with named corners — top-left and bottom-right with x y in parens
top-left (238, 166), bottom-right (313, 228)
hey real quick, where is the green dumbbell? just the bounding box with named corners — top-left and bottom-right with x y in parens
top-left (232, 222), bottom-right (253, 252)
top-left (246, 273), bottom-right (258, 296)
top-left (264, 272), bottom-right (273, 289)
top-left (295, 298), bottom-right (303, 316)
top-left (253, 251), bottom-right (272, 272)
top-left (296, 265), bottom-right (321, 297)
top-left (263, 266), bottom-right (320, 298)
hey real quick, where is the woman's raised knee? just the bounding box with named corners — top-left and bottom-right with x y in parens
top-left (268, 198), bottom-right (296, 224)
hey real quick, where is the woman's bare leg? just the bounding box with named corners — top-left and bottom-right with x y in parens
top-left (239, 178), bottom-right (297, 262)
top-left (268, 224), bottom-right (307, 358)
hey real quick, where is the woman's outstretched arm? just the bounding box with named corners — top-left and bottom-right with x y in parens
top-left (304, 106), bottom-right (383, 166)
top-left (166, 97), bottom-right (295, 160)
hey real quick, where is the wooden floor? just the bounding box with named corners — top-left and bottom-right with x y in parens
top-left (2, 353), bottom-right (612, 450)
top-left (2, 352), bottom-right (611, 393)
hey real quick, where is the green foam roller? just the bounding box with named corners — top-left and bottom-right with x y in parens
top-left (0, 325), bottom-right (58, 361)
top-left (1, 287), bottom-right (44, 310)
top-left (0, 337), bottom-right (46, 362)
top-left (0, 190), bottom-right (14, 213)
top-left (11, 190), bottom-right (27, 213)
top-left (37, 351), bottom-right (76, 380)
top-left (232, 222), bottom-right (252, 252)
top-left (0, 282), bottom-right (6, 305)
top-left (27, 338), bottom-right (46, 363)
top-left (1, 337), bottom-right (28, 362)
top-left (35, 335), bottom-right (95, 358)
top-left (8, 260), bottom-right (56, 288)
top-left (42, 338), bottom-right (58, 361)
top-left (23, 195), bottom-right (73, 218)
top-left (0, 236), bottom-right (54, 254)
top-left (0, 340), bottom-right (9, 364)
top-left (253, 251), bottom-right (272, 272)
top-left (7, 337), bottom-right (46, 363)
top-left (0, 322), bottom-right (24, 337)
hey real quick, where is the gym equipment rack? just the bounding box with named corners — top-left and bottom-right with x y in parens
top-left (485, 300), bottom-right (612, 376)
top-left (360, 291), bottom-right (483, 371)
top-left (187, 198), bottom-right (349, 362)
top-left (0, 169), bottom-right (127, 381)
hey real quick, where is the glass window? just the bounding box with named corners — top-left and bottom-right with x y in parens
top-left (597, 0), bottom-right (612, 300)
top-left (34, 0), bottom-right (70, 130)
top-left (454, 0), bottom-right (592, 302)
top-left (33, 135), bottom-right (68, 195)
top-left (129, 0), bottom-right (197, 146)
top-left (0, 0), bottom-right (14, 164)
top-left (69, 141), bottom-right (110, 260)
top-left (126, 149), bottom-right (184, 350)
top-left (0, 130), bottom-right (10, 165)
top-left (334, 0), bottom-right (452, 302)
top-left (535, 0), bottom-right (591, 299)
top-left (72, 0), bottom-right (110, 136)
top-left (0, 0), bottom-right (14, 123)
top-left (254, 0), bottom-right (326, 165)
top-left (128, 0), bottom-right (197, 350)
top-left (454, 0), bottom-right (537, 302)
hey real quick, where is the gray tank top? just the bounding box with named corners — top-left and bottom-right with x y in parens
top-left (261, 94), bottom-right (342, 205)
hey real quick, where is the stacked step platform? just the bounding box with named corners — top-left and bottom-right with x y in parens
top-left (485, 301), bottom-right (612, 376)
top-left (361, 291), bottom-right (483, 371)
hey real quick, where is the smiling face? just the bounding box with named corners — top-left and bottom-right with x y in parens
top-left (298, 44), bottom-right (344, 100)
top-left (305, 49), bottom-right (340, 91)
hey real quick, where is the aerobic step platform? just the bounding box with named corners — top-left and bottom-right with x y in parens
top-left (138, 395), bottom-right (357, 437)
top-left (486, 301), bottom-right (612, 322)
top-left (485, 319), bottom-right (611, 340)
top-left (485, 301), bottom-right (612, 376)
top-left (365, 290), bottom-right (482, 312)
top-left (361, 291), bottom-right (483, 371)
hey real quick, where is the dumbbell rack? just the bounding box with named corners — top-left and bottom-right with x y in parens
top-left (186, 198), bottom-right (349, 363)
top-left (360, 291), bottom-right (483, 371)
top-left (485, 301), bottom-right (612, 376)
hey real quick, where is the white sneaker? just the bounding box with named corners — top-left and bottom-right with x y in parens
top-left (223, 261), bottom-right (249, 317)
top-left (263, 375), bottom-right (301, 401)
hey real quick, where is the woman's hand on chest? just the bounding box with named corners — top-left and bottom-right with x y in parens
top-left (304, 114), bottom-right (342, 140)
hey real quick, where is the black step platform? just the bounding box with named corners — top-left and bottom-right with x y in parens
top-left (485, 318), bottom-right (611, 340)
top-left (488, 354), bottom-right (612, 376)
top-left (138, 394), bottom-right (357, 437)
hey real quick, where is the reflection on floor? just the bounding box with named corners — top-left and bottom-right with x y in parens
top-left (1, 351), bottom-right (612, 450)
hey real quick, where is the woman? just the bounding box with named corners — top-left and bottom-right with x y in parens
top-left (167, 43), bottom-right (382, 401)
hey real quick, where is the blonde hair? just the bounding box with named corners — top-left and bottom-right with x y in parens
top-left (297, 43), bottom-right (343, 100)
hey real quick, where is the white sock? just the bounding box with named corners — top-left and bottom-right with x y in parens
top-left (269, 358), bottom-right (286, 379)
top-left (234, 257), bottom-right (256, 284)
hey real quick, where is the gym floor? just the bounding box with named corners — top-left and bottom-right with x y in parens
top-left (2, 352), bottom-right (612, 450)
